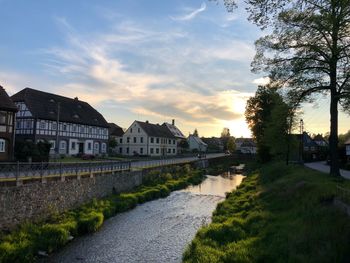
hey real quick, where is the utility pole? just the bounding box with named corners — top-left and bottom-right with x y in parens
top-left (299, 119), bottom-right (304, 164)
top-left (55, 102), bottom-right (61, 157)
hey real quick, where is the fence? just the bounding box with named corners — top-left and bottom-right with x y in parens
top-left (0, 153), bottom-right (226, 182)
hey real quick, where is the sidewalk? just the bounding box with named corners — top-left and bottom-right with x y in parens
top-left (304, 162), bottom-right (350, 180)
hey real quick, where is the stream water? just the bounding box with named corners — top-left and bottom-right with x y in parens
top-left (48, 173), bottom-right (244, 263)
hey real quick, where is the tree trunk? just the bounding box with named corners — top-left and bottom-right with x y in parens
top-left (329, 90), bottom-right (340, 176)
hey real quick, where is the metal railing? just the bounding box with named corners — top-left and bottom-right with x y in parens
top-left (0, 153), bottom-right (226, 182)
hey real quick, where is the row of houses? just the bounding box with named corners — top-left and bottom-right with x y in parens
top-left (3, 87), bottom-right (249, 161)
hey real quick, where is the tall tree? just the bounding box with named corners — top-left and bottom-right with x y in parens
top-left (245, 86), bottom-right (282, 162)
top-left (221, 128), bottom-right (231, 138)
top-left (220, 0), bottom-right (350, 176)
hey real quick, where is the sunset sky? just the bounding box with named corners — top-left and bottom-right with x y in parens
top-left (1, 0), bottom-right (349, 138)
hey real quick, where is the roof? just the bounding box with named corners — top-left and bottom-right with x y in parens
top-left (235, 138), bottom-right (254, 143)
top-left (11, 88), bottom-right (109, 127)
top-left (189, 135), bottom-right (207, 146)
top-left (202, 137), bottom-right (224, 146)
top-left (293, 132), bottom-right (318, 147)
top-left (0, 86), bottom-right (17, 112)
top-left (108, 123), bottom-right (124, 137)
top-left (313, 134), bottom-right (328, 144)
top-left (162, 122), bottom-right (185, 139)
top-left (241, 140), bottom-right (256, 147)
top-left (136, 121), bottom-right (175, 138)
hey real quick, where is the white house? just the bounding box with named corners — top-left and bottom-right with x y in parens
top-left (11, 88), bottom-right (109, 156)
top-left (235, 138), bottom-right (257, 154)
top-left (188, 135), bottom-right (208, 152)
top-left (121, 120), bottom-right (177, 156)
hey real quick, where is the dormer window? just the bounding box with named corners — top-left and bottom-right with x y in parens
top-left (77, 104), bottom-right (82, 109)
top-left (49, 99), bottom-right (55, 103)
top-left (73, 114), bottom-right (79, 119)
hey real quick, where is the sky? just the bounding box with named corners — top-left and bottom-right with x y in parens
top-left (1, 0), bottom-right (349, 138)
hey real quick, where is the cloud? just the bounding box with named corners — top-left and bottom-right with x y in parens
top-left (170, 2), bottom-right (207, 21)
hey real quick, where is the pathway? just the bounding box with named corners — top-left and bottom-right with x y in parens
top-left (304, 161), bottom-right (350, 180)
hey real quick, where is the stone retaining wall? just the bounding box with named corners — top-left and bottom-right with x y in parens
top-left (0, 170), bottom-right (143, 230)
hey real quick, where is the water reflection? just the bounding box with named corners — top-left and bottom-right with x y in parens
top-left (182, 173), bottom-right (245, 197)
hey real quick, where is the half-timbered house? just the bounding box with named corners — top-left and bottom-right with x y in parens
top-left (11, 88), bottom-right (109, 156)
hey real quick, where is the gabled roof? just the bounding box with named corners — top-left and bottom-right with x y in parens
top-left (11, 88), bottom-right (109, 127)
top-left (293, 132), bottom-right (318, 147)
top-left (0, 86), bottom-right (17, 112)
top-left (201, 137), bottom-right (224, 146)
top-left (189, 135), bottom-right (207, 146)
top-left (313, 134), bottom-right (328, 144)
top-left (136, 121), bottom-right (175, 138)
top-left (108, 123), bottom-right (124, 137)
top-left (162, 122), bottom-right (185, 139)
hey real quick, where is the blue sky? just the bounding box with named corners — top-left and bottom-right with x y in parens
top-left (1, 0), bottom-right (349, 137)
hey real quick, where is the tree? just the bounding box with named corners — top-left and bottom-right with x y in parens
top-left (226, 137), bottom-right (236, 152)
top-left (221, 128), bottom-right (231, 138)
top-left (225, 0), bottom-right (350, 175)
top-left (245, 85), bottom-right (294, 162)
top-left (193, 129), bottom-right (199, 137)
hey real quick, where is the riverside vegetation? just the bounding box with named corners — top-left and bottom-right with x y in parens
top-left (183, 162), bottom-right (350, 263)
top-left (0, 163), bottom-right (206, 263)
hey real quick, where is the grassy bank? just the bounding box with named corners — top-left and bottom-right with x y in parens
top-left (183, 162), bottom-right (350, 263)
top-left (0, 164), bottom-right (204, 263)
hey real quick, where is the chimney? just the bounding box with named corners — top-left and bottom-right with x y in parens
top-left (74, 97), bottom-right (79, 100)
top-left (172, 119), bottom-right (175, 125)
top-left (145, 120), bottom-right (149, 123)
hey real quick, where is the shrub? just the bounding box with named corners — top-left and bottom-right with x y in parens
top-left (77, 211), bottom-right (104, 234)
top-left (35, 224), bottom-right (69, 253)
top-left (0, 239), bottom-right (34, 263)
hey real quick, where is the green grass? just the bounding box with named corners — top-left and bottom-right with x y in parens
top-left (0, 164), bottom-right (206, 263)
top-left (183, 162), bottom-right (350, 263)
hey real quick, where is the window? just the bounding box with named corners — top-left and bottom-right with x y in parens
top-left (173, 149), bottom-right (175, 154)
top-left (133, 137), bottom-right (136, 143)
top-left (71, 142), bottom-right (76, 150)
top-left (88, 142), bottom-right (92, 150)
top-left (167, 148), bottom-right (171, 153)
top-left (126, 147), bottom-right (129, 153)
top-left (52, 123), bottom-right (57, 130)
top-left (173, 140), bottom-right (176, 145)
top-left (94, 142), bottom-right (100, 152)
top-left (40, 121), bottom-right (46, 129)
top-left (168, 139), bottom-right (171, 144)
top-left (156, 148), bottom-right (159, 154)
top-left (0, 112), bottom-right (6, 124)
top-left (60, 141), bottom-right (66, 150)
top-left (156, 138), bottom-right (159, 144)
top-left (140, 148), bottom-right (143, 154)
top-left (119, 147), bottom-right (122, 154)
top-left (150, 137), bottom-right (154, 143)
top-left (89, 127), bottom-right (92, 134)
top-left (63, 124), bottom-right (67, 131)
top-left (25, 120), bottom-right (32, 129)
top-left (127, 137), bottom-right (130, 143)
top-left (16, 120), bottom-right (21, 129)
top-left (138, 128), bottom-right (140, 133)
top-left (101, 143), bottom-right (107, 153)
top-left (49, 141), bottom-right (55, 150)
top-left (120, 138), bottom-right (123, 143)
top-left (150, 148), bottom-right (154, 154)
top-left (0, 139), bottom-right (5, 152)
top-left (80, 127), bottom-right (85, 133)
top-left (130, 128), bottom-right (133, 133)
top-left (140, 137), bottom-right (143, 143)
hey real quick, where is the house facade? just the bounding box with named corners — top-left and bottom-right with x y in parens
top-left (235, 138), bottom-right (257, 154)
top-left (188, 135), bottom-right (208, 152)
top-left (0, 86), bottom-right (17, 161)
top-left (121, 120), bottom-right (177, 156)
top-left (201, 137), bottom-right (224, 152)
top-left (162, 119), bottom-right (186, 153)
top-left (11, 88), bottom-right (109, 156)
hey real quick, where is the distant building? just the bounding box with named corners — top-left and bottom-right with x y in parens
top-left (122, 120), bottom-right (177, 156)
top-left (345, 138), bottom-right (350, 157)
top-left (0, 86), bottom-right (17, 161)
top-left (235, 138), bottom-right (257, 154)
top-left (162, 119), bottom-right (186, 153)
top-left (313, 134), bottom-right (328, 147)
top-left (188, 135), bottom-right (208, 152)
top-left (11, 88), bottom-right (109, 156)
top-left (201, 137), bottom-right (224, 152)
top-left (108, 123), bottom-right (124, 154)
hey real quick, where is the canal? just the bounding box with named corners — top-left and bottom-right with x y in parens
top-left (47, 173), bottom-right (244, 263)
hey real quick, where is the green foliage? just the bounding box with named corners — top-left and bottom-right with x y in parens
top-left (184, 162), bottom-right (350, 262)
top-left (77, 211), bottom-right (104, 234)
top-left (35, 224), bottom-right (69, 253)
top-left (15, 140), bottom-right (51, 162)
top-left (226, 137), bottom-right (236, 152)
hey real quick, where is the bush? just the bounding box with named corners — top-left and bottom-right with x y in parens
top-left (0, 239), bottom-right (34, 263)
top-left (77, 211), bottom-right (104, 234)
top-left (36, 224), bottom-right (69, 253)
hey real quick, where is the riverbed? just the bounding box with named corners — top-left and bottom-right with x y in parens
top-left (47, 173), bottom-right (244, 263)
